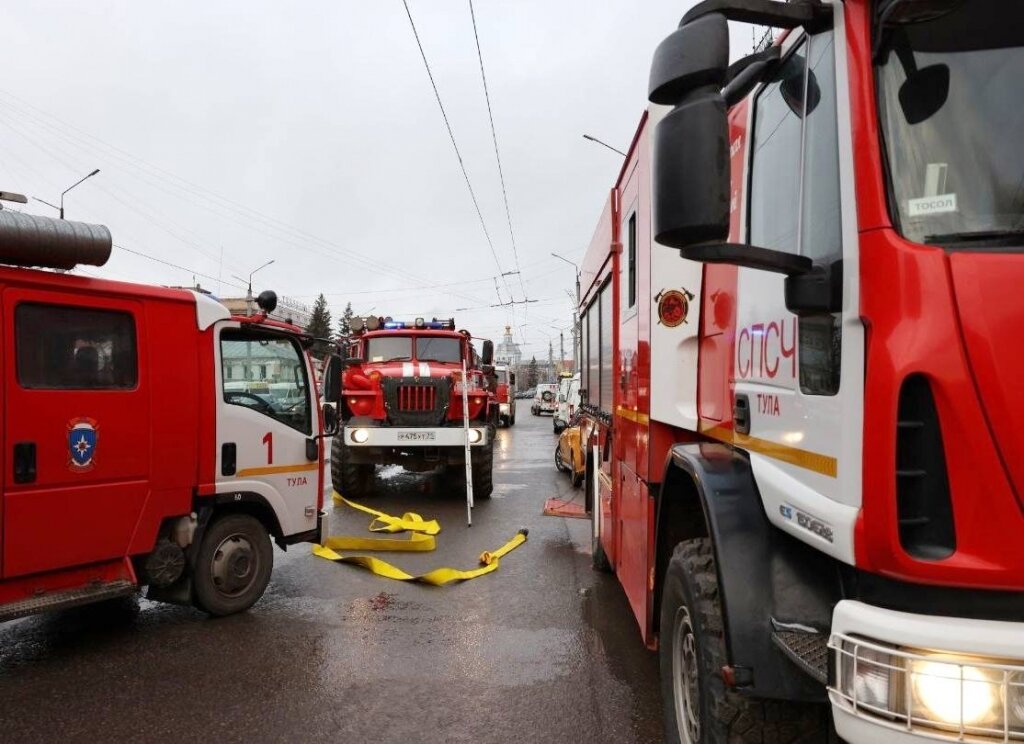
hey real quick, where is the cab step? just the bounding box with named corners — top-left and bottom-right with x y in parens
top-left (771, 627), bottom-right (828, 685)
top-left (0, 579), bottom-right (136, 623)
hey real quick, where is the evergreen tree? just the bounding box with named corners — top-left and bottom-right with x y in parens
top-left (526, 356), bottom-right (540, 388)
top-left (306, 293), bottom-right (333, 358)
top-left (337, 301), bottom-right (355, 338)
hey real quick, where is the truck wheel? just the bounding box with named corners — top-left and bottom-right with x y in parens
top-left (509, 413), bottom-right (516, 426)
top-left (331, 436), bottom-right (375, 499)
top-left (660, 539), bottom-right (826, 744)
top-left (192, 514), bottom-right (273, 617)
top-left (471, 428), bottom-right (495, 499)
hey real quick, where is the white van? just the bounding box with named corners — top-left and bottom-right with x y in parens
top-left (531, 383), bottom-right (559, 416)
top-left (553, 373), bottom-right (581, 433)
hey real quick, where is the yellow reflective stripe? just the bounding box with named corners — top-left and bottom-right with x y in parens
top-left (615, 406), bottom-right (650, 425)
top-left (236, 463), bottom-right (319, 478)
top-left (313, 491), bottom-right (527, 585)
top-left (699, 423), bottom-right (838, 478)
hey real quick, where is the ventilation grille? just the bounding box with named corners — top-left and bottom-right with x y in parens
top-left (895, 375), bottom-right (956, 560)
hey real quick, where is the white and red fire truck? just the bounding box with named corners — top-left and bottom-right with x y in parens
top-left (0, 210), bottom-right (333, 623)
top-left (495, 363), bottom-right (517, 427)
top-left (330, 317), bottom-right (497, 499)
top-left (580, 1), bottom-right (1024, 741)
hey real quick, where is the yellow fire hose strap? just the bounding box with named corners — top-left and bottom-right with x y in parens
top-left (314, 492), bottom-right (528, 585)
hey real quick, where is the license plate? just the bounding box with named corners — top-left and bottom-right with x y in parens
top-left (397, 431), bottom-right (435, 441)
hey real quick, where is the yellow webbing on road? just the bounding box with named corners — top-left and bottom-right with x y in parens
top-left (312, 492), bottom-right (528, 586)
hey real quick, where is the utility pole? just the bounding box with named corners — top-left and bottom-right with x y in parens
top-left (559, 331), bottom-right (565, 375)
top-left (551, 252), bottom-right (582, 372)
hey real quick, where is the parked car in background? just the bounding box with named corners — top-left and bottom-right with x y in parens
top-left (553, 373), bottom-right (580, 433)
top-left (516, 387), bottom-right (535, 400)
top-left (531, 383), bottom-right (558, 416)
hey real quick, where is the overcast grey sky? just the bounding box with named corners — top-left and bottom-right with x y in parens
top-left (3, 1), bottom-right (755, 358)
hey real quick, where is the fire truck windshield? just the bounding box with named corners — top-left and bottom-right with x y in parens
top-left (366, 336), bottom-right (412, 363)
top-left (415, 336), bottom-right (461, 364)
top-left (876, 0), bottom-right (1024, 248)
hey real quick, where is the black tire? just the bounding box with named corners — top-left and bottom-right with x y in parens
top-left (331, 436), bottom-right (374, 499)
top-left (659, 539), bottom-right (826, 744)
top-left (554, 442), bottom-right (569, 472)
top-left (509, 412), bottom-right (516, 426)
top-left (192, 514), bottom-right (273, 617)
top-left (532, 406), bottom-right (538, 416)
top-left (592, 515), bottom-right (612, 572)
top-left (470, 426), bottom-right (495, 499)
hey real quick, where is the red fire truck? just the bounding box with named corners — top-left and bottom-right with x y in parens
top-left (330, 316), bottom-right (497, 499)
top-left (0, 210), bottom-right (333, 624)
top-left (494, 363), bottom-right (516, 427)
top-left (580, 1), bottom-right (1024, 741)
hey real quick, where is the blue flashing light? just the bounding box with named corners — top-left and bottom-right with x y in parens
top-left (380, 319), bottom-right (455, 331)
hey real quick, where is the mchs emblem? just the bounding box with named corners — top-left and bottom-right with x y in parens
top-left (68, 417), bottom-right (99, 471)
top-left (655, 288), bottom-right (695, 328)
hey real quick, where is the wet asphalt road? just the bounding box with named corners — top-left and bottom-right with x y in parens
top-left (0, 411), bottom-right (662, 743)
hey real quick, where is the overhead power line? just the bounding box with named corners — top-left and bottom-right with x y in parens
top-left (400, 0), bottom-right (511, 302)
top-left (468, 0), bottom-right (527, 305)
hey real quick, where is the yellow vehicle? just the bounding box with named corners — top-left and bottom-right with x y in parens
top-left (554, 418), bottom-right (589, 488)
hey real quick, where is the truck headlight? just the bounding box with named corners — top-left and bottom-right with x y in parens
top-left (351, 428), bottom-right (369, 444)
top-left (468, 428), bottom-right (483, 444)
top-left (831, 635), bottom-right (1021, 739)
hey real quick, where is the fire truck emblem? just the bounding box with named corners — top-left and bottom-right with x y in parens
top-left (655, 288), bottom-right (695, 328)
top-left (67, 417), bottom-right (99, 471)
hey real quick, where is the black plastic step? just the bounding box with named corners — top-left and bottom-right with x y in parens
top-left (771, 629), bottom-right (828, 685)
top-left (0, 579), bottom-right (135, 623)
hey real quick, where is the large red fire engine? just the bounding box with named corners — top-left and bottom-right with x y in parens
top-left (580, 1), bottom-right (1024, 741)
top-left (330, 316), bottom-right (497, 499)
top-left (0, 210), bottom-right (333, 623)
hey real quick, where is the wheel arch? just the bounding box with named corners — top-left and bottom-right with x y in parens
top-left (653, 442), bottom-right (839, 702)
top-left (195, 492), bottom-right (286, 553)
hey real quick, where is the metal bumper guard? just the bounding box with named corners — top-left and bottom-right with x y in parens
top-left (342, 426), bottom-right (490, 447)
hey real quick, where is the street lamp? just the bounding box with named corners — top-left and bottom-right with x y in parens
top-left (582, 134), bottom-right (626, 157)
top-left (233, 259), bottom-right (275, 317)
top-left (33, 168), bottom-right (101, 220)
top-left (551, 252), bottom-right (582, 372)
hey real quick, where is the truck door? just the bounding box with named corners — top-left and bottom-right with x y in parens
top-left (216, 326), bottom-right (319, 538)
top-left (732, 25), bottom-right (863, 564)
top-left (3, 293), bottom-right (150, 578)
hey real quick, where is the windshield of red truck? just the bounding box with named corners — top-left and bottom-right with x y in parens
top-left (876, 1), bottom-right (1024, 248)
top-left (366, 336), bottom-right (412, 363)
top-left (415, 336), bottom-right (461, 364)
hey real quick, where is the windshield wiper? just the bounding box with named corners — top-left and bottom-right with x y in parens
top-left (925, 229), bottom-right (1024, 245)
top-left (383, 356), bottom-right (412, 362)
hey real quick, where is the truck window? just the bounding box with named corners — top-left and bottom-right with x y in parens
top-left (366, 336), bottom-right (412, 362)
top-left (220, 330), bottom-right (311, 434)
top-left (15, 303), bottom-right (138, 390)
top-left (416, 336), bottom-right (461, 363)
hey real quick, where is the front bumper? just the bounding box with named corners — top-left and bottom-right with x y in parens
top-left (829, 600), bottom-right (1024, 743)
top-left (342, 425), bottom-right (490, 447)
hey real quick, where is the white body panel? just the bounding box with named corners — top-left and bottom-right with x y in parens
top-left (647, 103), bottom-right (705, 431)
top-left (191, 290), bottom-right (231, 330)
top-left (733, 14), bottom-right (864, 565)
top-left (343, 425), bottom-right (489, 447)
top-left (214, 321), bottom-right (320, 538)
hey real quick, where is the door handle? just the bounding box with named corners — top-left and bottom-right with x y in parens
top-left (14, 442), bottom-right (36, 484)
top-left (733, 395), bottom-right (751, 435)
top-left (221, 443), bottom-right (237, 476)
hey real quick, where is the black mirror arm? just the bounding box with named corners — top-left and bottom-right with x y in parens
top-left (680, 243), bottom-right (813, 276)
top-left (682, 0), bottom-right (832, 32)
top-left (724, 48), bottom-right (782, 106)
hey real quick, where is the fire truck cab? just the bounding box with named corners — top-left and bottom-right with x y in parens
top-left (494, 363), bottom-right (516, 427)
top-left (0, 211), bottom-right (332, 624)
top-left (330, 316), bottom-right (497, 500)
top-left (581, 1), bottom-right (1024, 741)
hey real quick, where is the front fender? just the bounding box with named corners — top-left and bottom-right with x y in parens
top-left (660, 442), bottom-right (839, 701)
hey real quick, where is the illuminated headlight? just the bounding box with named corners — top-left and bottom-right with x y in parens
top-left (831, 635), bottom-right (1024, 739)
top-left (350, 428), bottom-right (369, 444)
top-left (468, 428), bottom-right (483, 444)
top-left (499, 403), bottom-right (510, 413)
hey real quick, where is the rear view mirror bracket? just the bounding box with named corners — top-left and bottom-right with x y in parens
top-left (679, 242), bottom-right (813, 276)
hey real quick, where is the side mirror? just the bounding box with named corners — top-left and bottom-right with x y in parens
top-left (648, 13), bottom-right (728, 105)
top-left (481, 339), bottom-right (494, 366)
top-left (652, 90), bottom-right (731, 248)
top-left (509, 372), bottom-right (516, 386)
top-left (481, 364), bottom-right (495, 376)
top-left (899, 64), bottom-right (949, 125)
top-left (323, 354), bottom-right (341, 403)
top-left (321, 403), bottom-right (339, 436)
